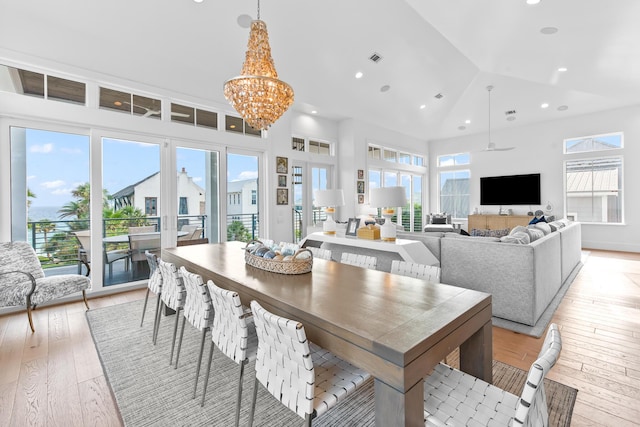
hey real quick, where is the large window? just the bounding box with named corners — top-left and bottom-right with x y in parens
top-left (437, 153), bottom-right (470, 219)
top-left (564, 132), bottom-right (623, 224)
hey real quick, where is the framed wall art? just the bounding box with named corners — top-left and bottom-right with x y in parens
top-left (357, 169), bottom-right (364, 180)
top-left (276, 188), bottom-right (288, 205)
top-left (357, 180), bottom-right (365, 194)
top-left (276, 156), bottom-right (288, 174)
top-left (278, 175), bottom-right (287, 187)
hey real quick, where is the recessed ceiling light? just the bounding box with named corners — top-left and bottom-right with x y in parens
top-left (420, 104), bottom-right (426, 109)
top-left (465, 119), bottom-right (471, 124)
top-left (113, 101), bottom-right (122, 106)
top-left (507, 116), bottom-right (516, 121)
top-left (230, 124), bottom-right (236, 129)
top-left (557, 105), bottom-right (568, 111)
top-left (193, 0), bottom-right (203, 3)
top-left (311, 110), bottom-right (317, 114)
top-left (540, 27), bottom-right (558, 35)
top-left (526, 0), bottom-right (540, 4)
top-left (380, 85), bottom-right (390, 92)
top-left (541, 103), bottom-right (549, 109)
top-left (355, 71), bottom-right (363, 79)
top-left (558, 67), bottom-right (568, 72)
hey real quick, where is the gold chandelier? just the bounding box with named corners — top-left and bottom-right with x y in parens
top-left (224, 1), bottom-right (294, 131)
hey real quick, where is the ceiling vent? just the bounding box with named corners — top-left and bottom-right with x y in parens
top-left (368, 52), bottom-right (382, 63)
top-left (505, 110), bottom-right (517, 115)
top-left (434, 93), bottom-right (444, 99)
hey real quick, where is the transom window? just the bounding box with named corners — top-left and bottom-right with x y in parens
top-left (368, 144), bottom-right (423, 166)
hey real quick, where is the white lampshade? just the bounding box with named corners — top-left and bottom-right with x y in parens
top-left (369, 186), bottom-right (407, 209)
top-left (314, 189), bottom-right (345, 207)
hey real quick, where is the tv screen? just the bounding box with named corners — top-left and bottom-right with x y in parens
top-left (480, 173), bottom-right (541, 205)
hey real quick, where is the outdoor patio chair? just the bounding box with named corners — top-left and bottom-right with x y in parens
top-left (423, 323), bottom-right (562, 426)
top-left (74, 230), bottom-right (130, 279)
top-left (177, 224), bottom-right (199, 241)
top-left (0, 241), bottom-right (90, 333)
top-left (128, 225), bottom-right (157, 234)
top-left (129, 234), bottom-right (161, 276)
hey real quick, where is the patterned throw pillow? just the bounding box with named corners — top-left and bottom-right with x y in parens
top-left (470, 228), bottom-right (510, 238)
top-left (526, 227), bottom-right (545, 242)
top-left (535, 222), bottom-right (552, 235)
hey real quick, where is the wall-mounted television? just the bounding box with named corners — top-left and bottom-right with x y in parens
top-left (480, 173), bottom-right (541, 205)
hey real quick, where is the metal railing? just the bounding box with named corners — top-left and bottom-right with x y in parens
top-left (226, 213), bottom-right (259, 242)
top-left (26, 215), bottom-right (207, 270)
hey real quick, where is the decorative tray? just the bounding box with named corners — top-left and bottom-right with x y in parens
top-left (243, 240), bottom-right (313, 275)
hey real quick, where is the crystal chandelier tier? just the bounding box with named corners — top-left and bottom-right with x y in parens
top-left (224, 2), bottom-right (294, 131)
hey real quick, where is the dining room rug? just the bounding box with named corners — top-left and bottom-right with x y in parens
top-left (87, 299), bottom-right (577, 426)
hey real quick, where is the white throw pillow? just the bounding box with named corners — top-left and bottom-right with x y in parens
top-left (500, 231), bottom-right (531, 245)
top-left (534, 222), bottom-right (552, 235)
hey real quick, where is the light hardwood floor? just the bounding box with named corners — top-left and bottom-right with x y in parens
top-left (1, 249), bottom-right (639, 426)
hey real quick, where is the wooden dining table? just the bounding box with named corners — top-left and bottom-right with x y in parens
top-left (162, 241), bottom-right (492, 426)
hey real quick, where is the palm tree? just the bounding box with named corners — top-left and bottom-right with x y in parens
top-left (37, 219), bottom-right (56, 258)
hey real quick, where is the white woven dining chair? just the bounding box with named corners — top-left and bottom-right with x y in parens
top-left (424, 323), bottom-right (562, 427)
top-left (307, 246), bottom-right (332, 261)
top-left (174, 267), bottom-right (213, 395)
top-left (390, 260), bottom-right (441, 283)
top-left (156, 259), bottom-right (186, 365)
top-left (201, 280), bottom-right (258, 426)
top-left (340, 252), bottom-right (377, 269)
top-left (140, 251), bottom-right (163, 344)
top-left (247, 300), bottom-right (371, 427)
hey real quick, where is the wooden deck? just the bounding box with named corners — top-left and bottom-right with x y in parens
top-left (0, 249), bottom-right (638, 426)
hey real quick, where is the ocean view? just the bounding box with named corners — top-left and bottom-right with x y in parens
top-left (29, 206), bottom-right (64, 222)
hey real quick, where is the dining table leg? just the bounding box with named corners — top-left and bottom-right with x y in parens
top-left (459, 319), bottom-right (493, 383)
top-left (374, 378), bottom-right (424, 427)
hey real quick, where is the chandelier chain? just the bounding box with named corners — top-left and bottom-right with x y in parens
top-left (257, 0), bottom-right (260, 20)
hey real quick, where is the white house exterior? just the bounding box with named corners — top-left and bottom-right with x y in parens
top-left (227, 179), bottom-right (258, 218)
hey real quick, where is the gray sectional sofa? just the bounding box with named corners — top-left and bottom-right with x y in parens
top-left (397, 221), bottom-right (582, 326)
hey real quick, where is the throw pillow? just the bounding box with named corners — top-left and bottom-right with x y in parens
top-left (526, 227), bottom-right (545, 242)
top-left (534, 222), bottom-right (552, 235)
top-left (431, 217), bottom-right (448, 224)
top-left (548, 222), bottom-right (558, 232)
top-left (500, 231), bottom-right (531, 245)
top-left (510, 225), bottom-right (528, 236)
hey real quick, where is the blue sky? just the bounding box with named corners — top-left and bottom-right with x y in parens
top-left (24, 128), bottom-right (257, 207)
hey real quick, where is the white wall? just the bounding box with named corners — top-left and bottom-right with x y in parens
top-left (428, 104), bottom-right (640, 252)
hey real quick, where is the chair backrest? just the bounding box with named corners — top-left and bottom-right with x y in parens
top-left (250, 300), bottom-right (314, 419)
top-left (129, 234), bottom-right (161, 262)
top-left (179, 267), bottom-right (213, 331)
top-left (390, 260), bottom-right (441, 283)
top-left (513, 323), bottom-right (562, 427)
top-left (145, 250), bottom-right (162, 294)
top-left (0, 241), bottom-right (44, 280)
top-left (73, 230), bottom-right (91, 257)
top-left (178, 224), bottom-right (199, 241)
top-left (128, 225), bottom-right (156, 234)
top-left (158, 259), bottom-right (186, 310)
top-left (206, 279), bottom-right (252, 364)
top-left (340, 252), bottom-right (377, 269)
top-left (307, 246), bottom-right (332, 260)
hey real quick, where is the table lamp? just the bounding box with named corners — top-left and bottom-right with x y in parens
top-left (369, 186), bottom-right (407, 242)
top-left (314, 189), bottom-right (345, 235)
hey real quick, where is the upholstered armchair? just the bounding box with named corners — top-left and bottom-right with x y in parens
top-left (0, 241), bottom-right (91, 333)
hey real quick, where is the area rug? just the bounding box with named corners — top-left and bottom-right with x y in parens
top-left (87, 299), bottom-right (577, 426)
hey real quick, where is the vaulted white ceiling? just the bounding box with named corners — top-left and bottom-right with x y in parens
top-left (1, 0), bottom-right (639, 141)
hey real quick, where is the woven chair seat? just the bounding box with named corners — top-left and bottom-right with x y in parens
top-left (423, 324), bottom-right (562, 427)
top-left (307, 247), bottom-right (332, 261)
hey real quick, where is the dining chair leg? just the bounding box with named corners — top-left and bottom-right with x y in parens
top-left (305, 413), bottom-right (312, 427)
top-left (192, 328), bottom-right (208, 399)
top-left (81, 290), bottom-right (90, 311)
top-left (174, 314), bottom-right (187, 368)
top-left (234, 360), bottom-right (247, 427)
top-left (153, 301), bottom-right (164, 345)
top-left (152, 294), bottom-right (162, 344)
top-left (169, 307), bottom-right (181, 366)
top-left (200, 341), bottom-right (216, 407)
top-left (247, 377), bottom-right (259, 427)
top-left (140, 288), bottom-right (150, 327)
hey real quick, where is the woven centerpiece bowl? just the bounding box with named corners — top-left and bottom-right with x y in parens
top-left (244, 241), bottom-right (313, 275)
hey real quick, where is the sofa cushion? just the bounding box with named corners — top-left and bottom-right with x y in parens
top-left (510, 225), bottom-right (528, 235)
top-left (535, 222), bottom-right (553, 235)
top-left (500, 231), bottom-right (531, 244)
